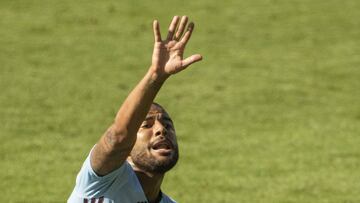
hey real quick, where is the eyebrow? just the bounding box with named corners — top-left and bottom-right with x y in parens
top-left (145, 114), bottom-right (173, 124)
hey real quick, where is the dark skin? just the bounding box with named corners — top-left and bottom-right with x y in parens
top-left (128, 104), bottom-right (178, 202)
top-left (90, 16), bottom-right (202, 203)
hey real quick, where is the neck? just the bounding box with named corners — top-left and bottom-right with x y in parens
top-left (135, 170), bottom-right (164, 203)
top-left (132, 166), bottom-right (164, 203)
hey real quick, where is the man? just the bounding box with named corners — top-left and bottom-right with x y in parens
top-left (68, 15), bottom-right (202, 203)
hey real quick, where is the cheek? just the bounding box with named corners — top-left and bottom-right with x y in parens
top-left (137, 129), bottom-right (153, 140)
top-left (169, 131), bottom-right (177, 141)
top-left (132, 141), bottom-right (150, 157)
top-left (135, 131), bottom-right (152, 149)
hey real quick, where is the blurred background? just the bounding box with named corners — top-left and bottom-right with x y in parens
top-left (1, 0), bottom-right (359, 202)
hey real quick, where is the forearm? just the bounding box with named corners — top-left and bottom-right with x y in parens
top-left (111, 69), bottom-right (166, 145)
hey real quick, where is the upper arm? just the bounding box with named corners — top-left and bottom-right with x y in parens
top-left (90, 124), bottom-right (136, 176)
top-left (72, 149), bottom-right (129, 198)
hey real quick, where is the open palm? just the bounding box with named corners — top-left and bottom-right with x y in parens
top-left (151, 16), bottom-right (202, 78)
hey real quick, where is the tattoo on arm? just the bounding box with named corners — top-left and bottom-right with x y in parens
top-left (105, 128), bottom-right (116, 146)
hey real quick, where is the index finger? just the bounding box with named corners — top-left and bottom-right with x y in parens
top-left (153, 20), bottom-right (162, 42)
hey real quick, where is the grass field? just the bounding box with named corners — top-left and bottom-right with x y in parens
top-left (1, 0), bottom-right (360, 202)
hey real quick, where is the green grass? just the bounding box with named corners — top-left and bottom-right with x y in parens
top-left (1, 0), bottom-right (360, 202)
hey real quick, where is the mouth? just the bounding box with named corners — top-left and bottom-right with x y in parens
top-left (151, 140), bottom-right (173, 155)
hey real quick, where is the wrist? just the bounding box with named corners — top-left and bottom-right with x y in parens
top-left (148, 67), bottom-right (169, 83)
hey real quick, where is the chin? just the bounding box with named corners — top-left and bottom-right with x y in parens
top-left (131, 147), bottom-right (179, 174)
top-left (149, 153), bottom-right (179, 174)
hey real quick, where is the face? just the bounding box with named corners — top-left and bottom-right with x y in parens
top-left (130, 104), bottom-right (179, 174)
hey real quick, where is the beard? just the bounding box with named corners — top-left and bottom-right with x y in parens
top-left (130, 144), bottom-right (179, 174)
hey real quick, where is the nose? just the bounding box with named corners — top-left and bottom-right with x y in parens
top-left (154, 121), bottom-right (167, 137)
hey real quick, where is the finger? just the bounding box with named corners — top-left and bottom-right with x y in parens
top-left (180, 22), bottom-right (194, 46)
top-left (153, 20), bottom-right (162, 42)
top-left (174, 16), bottom-right (188, 40)
top-left (181, 54), bottom-right (203, 69)
top-left (166, 16), bottom-right (180, 41)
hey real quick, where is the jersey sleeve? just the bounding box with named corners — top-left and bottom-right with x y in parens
top-left (71, 147), bottom-right (129, 198)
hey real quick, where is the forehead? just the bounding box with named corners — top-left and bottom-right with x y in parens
top-left (148, 104), bottom-right (167, 114)
top-left (146, 104), bottom-right (172, 121)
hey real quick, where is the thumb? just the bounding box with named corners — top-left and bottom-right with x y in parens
top-left (181, 54), bottom-right (203, 69)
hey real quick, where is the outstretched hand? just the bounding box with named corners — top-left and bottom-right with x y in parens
top-left (150, 16), bottom-right (202, 80)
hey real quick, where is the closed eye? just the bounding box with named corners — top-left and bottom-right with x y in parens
top-left (141, 123), bottom-right (152, 128)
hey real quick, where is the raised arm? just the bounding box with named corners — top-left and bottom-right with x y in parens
top-left (90, 16), bottom-right (202, 176)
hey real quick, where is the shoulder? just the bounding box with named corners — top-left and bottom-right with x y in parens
top-left (161, 193), bottom-right (177, 203)
top-left (78, 148), bottom-right (131, 182)
top-left (70, 149), bottom-right (134, 199)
